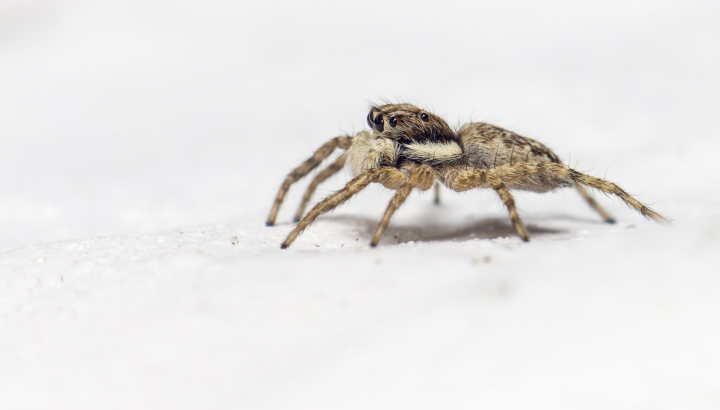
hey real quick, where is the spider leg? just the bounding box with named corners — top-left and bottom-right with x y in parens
top-left (574, 183), bottom-right (615, 223)
top-left (491, 162), bottom-right (667, 223)
top-left (440, 168), bottom-right (489, 192)
top-left (293, 153), bottom-right (347, 222)
top-left (267, 136), bottom-right (352, 226)
top-left (433, 182), bottom-right (441, 205)
top-left (487, 174), bottom-right (530, 241)
top-left (441, 167), bottom-right (529, 241)
top-left (281, 167), bottom-right (389, 249)
top-left (370, 165), bottom-right (435, 247)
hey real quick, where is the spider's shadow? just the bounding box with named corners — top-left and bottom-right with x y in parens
top-left (323, 214), bottom-right (566, 244)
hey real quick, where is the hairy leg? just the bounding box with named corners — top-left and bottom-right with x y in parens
top-left (440, 168), bottom-right (529, 241)
top-left (281, 167), bottom-right (403, 249)
top-left (487, 175), bottom-right (529, 241)
top-left (440, 168), bottom-right (490, 192)
top-left (293, 154), bottom-right (347, 222)
top-left (266, 135), bottom-right (352, 226)
top-left (370, 165), bottom-right (435, 247)
top-left (488, 162), bottom-right (667, 223)
top-left (574, 183), bottom-right (615, 223)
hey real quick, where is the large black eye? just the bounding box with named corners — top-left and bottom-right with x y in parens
top-left (389, 117), bottom-right (397, 127)
top-left (374, 115), bottom-right (384, 132)
top-left (367, 112), bottom-right (373, 128)
top-left (420, 113), bottom-right (429, 122)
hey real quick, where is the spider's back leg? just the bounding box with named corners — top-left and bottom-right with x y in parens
top-left (439, 167), bottom-right (530, 241)
top-left (487, 174), bottom-right (529, 241)
top-left (491, 162), bottom-right (667, 223)
top-left (574, 182), bottom-right (616, 223)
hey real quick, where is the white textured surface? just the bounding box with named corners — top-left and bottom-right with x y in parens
top-left (1, 1), bottom-right (720, 409)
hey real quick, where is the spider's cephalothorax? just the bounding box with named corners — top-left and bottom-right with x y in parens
top-left (347, 103), bottom-right (467, 181)
top-left (367, 104), bottom-right (456, 144)
top-left (266, 103), bottom-right (667, 249)
top-left (359, 104), bottom-right (463, 171)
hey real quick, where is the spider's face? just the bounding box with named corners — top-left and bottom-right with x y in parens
top-left (366, 104), bottom-right (457, 144)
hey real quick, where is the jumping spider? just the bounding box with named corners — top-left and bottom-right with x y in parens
top-left (267, 103), bottom-right (666, 248)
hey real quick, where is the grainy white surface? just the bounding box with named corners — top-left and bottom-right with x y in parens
top-left (1, 1), bottom-right (719, 409)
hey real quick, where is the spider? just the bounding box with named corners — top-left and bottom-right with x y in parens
top-left (267, 103), bottom-right (666, 249)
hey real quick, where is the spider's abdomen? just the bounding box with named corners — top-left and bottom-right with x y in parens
top-left (459, 122), bottom-right (570, 192)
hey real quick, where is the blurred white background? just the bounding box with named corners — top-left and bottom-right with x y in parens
top-left (1, 1), bottom-right (719, 409)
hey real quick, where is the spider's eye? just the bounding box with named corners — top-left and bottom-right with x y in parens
top-left (389, 117), bottom-right (397, 127)
top-left (367, 112), bottom-right (374, 129)
top-left (373, 115), bottom-right (384, 132)
top-left (420, 113), bottom-right (429, 122)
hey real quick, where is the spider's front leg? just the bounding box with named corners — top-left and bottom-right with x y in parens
top-left (280, 167), bottom-right (405, 249)
top-left (293, 153), bottom-right (347, 223)
top-left (266, 135), bottom-right (352, 226)
top-left (370, 165), bottom-right (436, 247)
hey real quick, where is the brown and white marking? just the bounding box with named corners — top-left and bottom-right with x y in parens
top-left (266, 103), bottom-right (667, 249)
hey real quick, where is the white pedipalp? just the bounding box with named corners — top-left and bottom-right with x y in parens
top-left (346, 131), bottom-right (398, 177)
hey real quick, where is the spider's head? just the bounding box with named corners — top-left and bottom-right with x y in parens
top-left (366, 103), bottom-right (456, 144)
